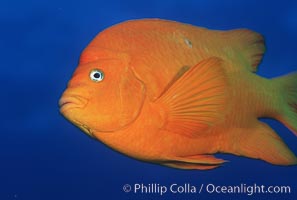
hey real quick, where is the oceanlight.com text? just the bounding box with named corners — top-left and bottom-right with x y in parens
top-left (122, 183), bottom-right (291, 196)
top-left (205, 183), bottom-right (291, 195)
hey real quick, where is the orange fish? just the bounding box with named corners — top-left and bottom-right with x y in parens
top-left (59, 19), bottom-right (297, 170)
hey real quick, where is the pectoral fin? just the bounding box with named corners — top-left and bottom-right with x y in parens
top-left (156, 57), bottom-right (228, 137)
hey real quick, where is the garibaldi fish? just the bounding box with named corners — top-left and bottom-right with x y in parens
top-left (59, 19), bottom-right (297, 170)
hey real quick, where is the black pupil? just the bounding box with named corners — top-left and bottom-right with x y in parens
top-left (94, 72), bottom-right (100, 79)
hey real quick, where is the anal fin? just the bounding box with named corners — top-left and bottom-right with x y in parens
top-left (228, 122), bottom-right (297, 165)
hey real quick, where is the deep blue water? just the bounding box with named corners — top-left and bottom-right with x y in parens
top-left (1, 0), bottom-right (297, 199)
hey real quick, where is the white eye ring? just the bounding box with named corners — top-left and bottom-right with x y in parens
top-left (90, 69), bottom-right (104, 82)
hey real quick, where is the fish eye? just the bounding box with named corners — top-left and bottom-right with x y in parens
top-left (89, 69), bottom-right (104, 82)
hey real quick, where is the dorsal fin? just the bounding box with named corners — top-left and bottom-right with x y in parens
top-left (224, 29), bottom-right (266, 72)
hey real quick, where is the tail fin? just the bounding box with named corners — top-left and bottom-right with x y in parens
top-left (273, 72), bottom-right (297, 135)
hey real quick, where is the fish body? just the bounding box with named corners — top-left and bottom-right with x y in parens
top-left (59, 19), bottom-right (297, 169)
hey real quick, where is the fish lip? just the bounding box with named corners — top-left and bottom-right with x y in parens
top-left (59, 95), bottom-right (88, 112)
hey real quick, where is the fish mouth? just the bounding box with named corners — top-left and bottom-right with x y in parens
top-left (59, 95), bottom-right (94, 138)
top-left (59, 95), bottom-right (88, 113)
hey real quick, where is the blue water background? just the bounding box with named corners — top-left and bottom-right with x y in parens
top-left (1, 0), bottom-right (296, 199)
